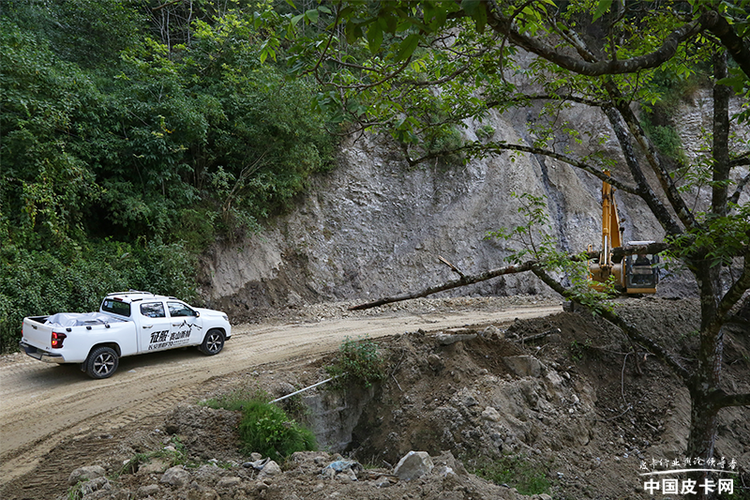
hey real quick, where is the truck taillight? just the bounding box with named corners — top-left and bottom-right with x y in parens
top-left (51, 331), bottom-right (67, 348)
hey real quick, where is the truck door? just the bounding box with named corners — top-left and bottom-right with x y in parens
top-left (167, 301), bottom-right (202, 346)
top-left (139, 301), bottom-right (177, 352)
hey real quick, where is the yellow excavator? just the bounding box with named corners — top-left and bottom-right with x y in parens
top-left (588, 175), bottom-right (659, 294)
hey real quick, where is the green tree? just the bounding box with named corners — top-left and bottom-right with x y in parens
top-left (262, 0), bottom-right (749, 494)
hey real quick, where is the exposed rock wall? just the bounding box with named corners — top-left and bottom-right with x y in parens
top-left (199, 92), bottom-right (747, 319)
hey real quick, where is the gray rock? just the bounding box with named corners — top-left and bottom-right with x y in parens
top-left (436, 333), bottom-right (477, 345)
top-left (394, 451), bottom-right (434, 481)
top-left (137, 484), bottom-right (159, 498)
top-left (68, 465), bottom-right (107, 486)
top-left (160, 466), bottom-right (190, 487)
top-left (216, 476), bottom-right (241, 488)
top-left (481, 406), bottom-right (502, 422)
top-left (80, 476), bottom-right (110, 496)
top-left (258, 460), bottom-right (282, 478)
top-left (504, 355), bottom-right (543, 377)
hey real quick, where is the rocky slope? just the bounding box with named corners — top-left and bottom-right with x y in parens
top-left (199, 90), bottom-right (748, 321)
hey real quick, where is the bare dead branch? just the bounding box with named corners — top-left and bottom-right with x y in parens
top-left (438, 256), bottom-right (465, 278)
top-left (152, 0), bottom-right (182, 12)
top-left (348, 261), bottom-right (536, 310)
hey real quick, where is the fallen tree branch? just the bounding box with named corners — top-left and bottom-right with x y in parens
top-left (348, 261), bottom-right (536, 310)
top-left (530, 264), bottom-right (691, 382)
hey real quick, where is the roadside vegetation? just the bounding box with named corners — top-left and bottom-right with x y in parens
top-left (201, 388), bottom-right (317, 460)
top-left (0, 0), bottom-right (336, 351)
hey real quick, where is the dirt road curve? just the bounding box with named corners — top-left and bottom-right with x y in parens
top-left (0, 304), bottom-right (559, 486)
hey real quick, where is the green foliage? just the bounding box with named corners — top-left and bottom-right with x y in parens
top-left (0, 241), bottom-right (196, 352)
top-left (201, 387), bottom-right (268, 412)
top-left (203, 388), bottom-right (317, 459)
top-left (1, 1), bottom-right (337, 346)
top-left (238, 399), bottom-right (317, 459)
top-left (570, 339), bottom-right (593, 362)
top-left (486, 192), bottom-right (615, 314)
top-left (325, 335), bottom-right (385, 389)
top-left (471, 455), bottom-right (551, 495)
top-left (486, 192), bottom-right (557, 263)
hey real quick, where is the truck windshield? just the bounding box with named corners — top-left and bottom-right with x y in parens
top-left (101, 299), bottom-right (131, 317)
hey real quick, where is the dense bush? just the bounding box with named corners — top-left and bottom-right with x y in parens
top-left (325, 335), bottom-right (385, 389)
top-left (0, 241), bottom-right (197, 352)
top-left (238, 399), bottom-right (317, 459)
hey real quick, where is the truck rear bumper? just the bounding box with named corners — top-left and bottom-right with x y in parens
top-left (19, 341), bottom-right (65, 363)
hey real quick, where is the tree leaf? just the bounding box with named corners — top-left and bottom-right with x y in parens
top-left (367, 22), bottom-right (383, 54)
top-left (305, 9), bottom-right (319, 24)
top-left (395, 33), bottom-right (420, 61)
top-left (592, 0), bottom-right (613, 21)
top-left (461, 0), bottom-right (481, 16)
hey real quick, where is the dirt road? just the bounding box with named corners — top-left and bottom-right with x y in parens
top-left (0, 302), bottom-right (560, 487)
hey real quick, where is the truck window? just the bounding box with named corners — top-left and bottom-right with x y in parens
top-left (101, 299), bottom-right (131, 317)
top-left (168, 302), bottom-right (195, 317)
top-left (141, 302), bottom-right (166, 318)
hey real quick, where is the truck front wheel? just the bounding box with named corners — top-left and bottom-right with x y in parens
top-left (86, 346), bottom-right (119, 379)
top-left (199, 329), bottom-right (225, 356)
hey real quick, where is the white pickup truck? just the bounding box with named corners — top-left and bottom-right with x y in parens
top-left (20, 291), bottom-right (232, 379)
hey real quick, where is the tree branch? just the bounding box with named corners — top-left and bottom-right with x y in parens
top-left (701, 10), bottom-right (750, 80)
top-left (715, 250), bottom-right (750, 325)
top-left (530, 265), bottom-right (691, 381)
top-left (728, 172), bottom-right (750, 206)
top-left (408, 140), bottom-right (640, 194)
top-left (711, 390), bottom-right (750, 410)
top-left (484, 3), bottom-right (704, 77)
top-left (348, 261), bottom-right (536, 310)
top-left (349, 242), bottom-right (672, 311)
top-left (600, 103), bottom-right (684, 236)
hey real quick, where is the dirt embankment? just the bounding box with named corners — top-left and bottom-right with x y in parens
top-left (1, 297), bottom-right (749, 500)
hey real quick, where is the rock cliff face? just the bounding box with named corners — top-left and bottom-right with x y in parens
top-left (199, 91), bottom-right (746, 319)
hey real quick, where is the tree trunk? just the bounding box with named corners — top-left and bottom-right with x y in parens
top-left (685, 262), bottom-right (725, 499)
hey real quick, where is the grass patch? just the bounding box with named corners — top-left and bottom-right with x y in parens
top-left (471, 455), bottom-right (551, 495)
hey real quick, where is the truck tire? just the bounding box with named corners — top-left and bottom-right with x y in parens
top-left (199, 329), bottom-right (225, 356)
top-left (85, 346), bottom-right (119, 379)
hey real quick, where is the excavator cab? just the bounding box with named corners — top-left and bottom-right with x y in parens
top-left (623, 243), bottom-right (659, 294)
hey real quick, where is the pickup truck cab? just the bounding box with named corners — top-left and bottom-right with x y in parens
top-left (20, 291), bottom-right (231, 379)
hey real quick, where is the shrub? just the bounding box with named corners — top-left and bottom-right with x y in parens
top-left (202, 389), bottom-right (317, 460)
top-left (325, 335), bottom-right (385, 389)
top-left (238, 400), bottom-right (316, 459)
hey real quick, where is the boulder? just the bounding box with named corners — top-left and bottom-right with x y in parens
top-left (394, 451), bottom-right (434, 481)
top-left (258, 460), bottom-right (282, 478)
top-left (503, 355), bottom-right (543, 377)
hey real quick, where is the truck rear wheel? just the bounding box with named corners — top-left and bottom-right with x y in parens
top-left (199, 329), bottom-right (224, 356)
top-left (85, 346), bottom-right (119, 379)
